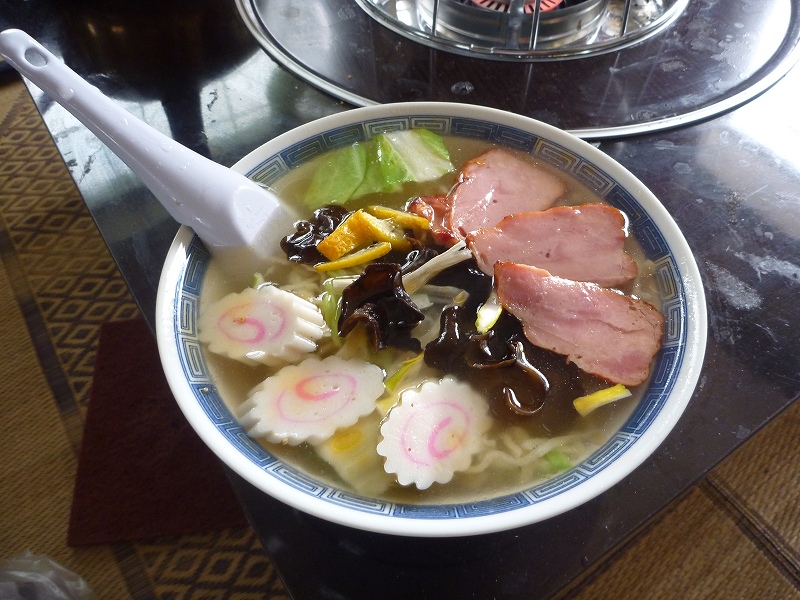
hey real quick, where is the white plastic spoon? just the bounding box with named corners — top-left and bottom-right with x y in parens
top-left (0, 28), bottom-right (297, 275)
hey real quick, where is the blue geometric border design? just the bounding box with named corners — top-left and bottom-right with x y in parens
top-left (172, 115), bottom-right (689, 521)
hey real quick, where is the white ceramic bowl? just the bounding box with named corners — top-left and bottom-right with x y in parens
top-left (155, 102), bottom-right (707, 537)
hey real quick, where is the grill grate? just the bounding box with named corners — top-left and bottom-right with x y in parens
top-left (470, 0), bottom-right (564, 13)
top-left (354, 0), bottom-right (687, 60)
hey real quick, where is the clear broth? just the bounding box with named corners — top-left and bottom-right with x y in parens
top-left (200, 137), bottom-right (661, 504)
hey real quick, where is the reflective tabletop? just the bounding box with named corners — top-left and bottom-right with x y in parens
top-left (5, 0), bottom-right (800, 598)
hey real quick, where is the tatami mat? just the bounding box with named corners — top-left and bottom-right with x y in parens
top-left (1, 71), bottom-right (798, 599)
top-left (0, 75), bottom-right (289, 600)
top-left (709, 402), bottom-right (800, 572)
top-left (0, 245), bottom-right (132, 597)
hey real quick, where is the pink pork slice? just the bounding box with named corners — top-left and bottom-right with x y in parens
top-left (448, 148), bottom-right (567, 239)
top-left (407, 194), bottom-right (460, 247)
top-left (494, 262), bottom-right (664, 387)
top-left (467, 203), bottom-right (638, 287)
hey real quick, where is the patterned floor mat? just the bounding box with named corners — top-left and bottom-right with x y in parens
top-left (0, 79), bottom-right (290, 600)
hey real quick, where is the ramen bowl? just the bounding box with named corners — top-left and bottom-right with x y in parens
top-left (155, 102), bottom-right (707, 537)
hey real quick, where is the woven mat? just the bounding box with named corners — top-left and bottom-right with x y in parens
top-left (0, 75), bottom-right (290, 600)
top-left (1, 71), bottom-right (799, 599)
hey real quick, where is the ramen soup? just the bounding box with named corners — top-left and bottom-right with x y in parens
top-left (197, 131), bottom-right (665, 504)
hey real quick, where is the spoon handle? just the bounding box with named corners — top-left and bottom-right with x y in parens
top-left (0, 28), bottom-right (290, 252)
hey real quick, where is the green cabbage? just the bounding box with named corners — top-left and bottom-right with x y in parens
top-left (303, 143), bottom-right (367, 209)
top-left (304, 129), bottom-right (454, 210)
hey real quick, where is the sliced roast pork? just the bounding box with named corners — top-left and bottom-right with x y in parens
top-left (448, 148), bottom-right (567, 239)
top-left (494, 262), bottom-right (664, 386)
top-left (467, 203), bottom-right (638, 287)
top-left (407, 194), bottom-right (459, 247)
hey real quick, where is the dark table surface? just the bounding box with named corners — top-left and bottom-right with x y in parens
top-left (5, 1), bottom-right (800, 598)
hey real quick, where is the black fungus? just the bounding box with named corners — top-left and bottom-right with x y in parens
top-left (424, 305), bottom-right (468, 373)
top-left (428, 258), bottom-right (493, 315)
top-left (464, 330), bottom-right (516, 369)
top-left (424, 308), bottom-right (588, 433)
top-left (400, 247), bottom-right (439, 275)
top-left (339, 263), bottom-right (425, 352)
top-left (280, 205), bottom-right (350, 264)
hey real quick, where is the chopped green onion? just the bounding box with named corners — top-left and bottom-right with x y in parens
top-left (321, 279), bottom-right (343, 346)
top-left (475, 290), bottom-right (503, 334)
top-left (573, 384), bottom-right (632, 417)
top-left (251, 272), bottom-right (266, 289)
top-left (544, 449), bottom-right (572, 473)
top-left (385, 353), bottom-right (424, 391)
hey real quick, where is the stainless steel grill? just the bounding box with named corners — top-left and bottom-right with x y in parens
top-left (353, 0), bottom-right (688, 59)
top-left (236, 0), bottom-right (800, 136)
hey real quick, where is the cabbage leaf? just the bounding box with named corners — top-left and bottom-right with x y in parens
top-left (304, 129), bottom-right (454, 210)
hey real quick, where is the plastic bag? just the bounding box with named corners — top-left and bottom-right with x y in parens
top-left (0, 552), bottom-right (96, 600)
